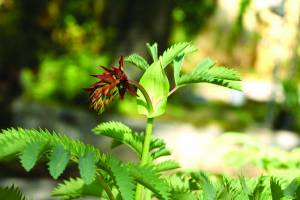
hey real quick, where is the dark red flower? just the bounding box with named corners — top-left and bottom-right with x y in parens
top-left (85, 56), bottom-right (137, 113)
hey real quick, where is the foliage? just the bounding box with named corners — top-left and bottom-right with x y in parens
top-left (0, 42), bottom-right (244, 199)
top-left (0, 185), bottom-right (27, 200)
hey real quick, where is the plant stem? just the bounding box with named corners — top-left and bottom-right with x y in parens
top-left (135, 117), bottom-right (154, 200)
top-left (97, 174), bottom-right (116, 200)
top-left (128, 80), bottom-right (153, 113)
top-left (168, 86), bottom-right (177, 96)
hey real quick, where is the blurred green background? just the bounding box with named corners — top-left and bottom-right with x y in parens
top-left (1, 0), bottom-right (300, 181)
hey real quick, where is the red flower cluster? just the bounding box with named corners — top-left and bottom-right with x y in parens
top-left (85, 56), bottom-right (137, 113)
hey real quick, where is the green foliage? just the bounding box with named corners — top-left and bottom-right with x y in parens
top-left (78, 150), bottom-right (97, 184)
top-left (52, 178), bottom-right (103, 199)
top-left (48, 144), bottom-right (70, 179)
top-left (21, 51), bottom-right (109, 101)
top-left (137, 60), bottom-right (170, 117)
top-left (146, 43), bottom-right (158, 62)
top-left (155, 160), bottom-right (180, 172)
top-left (125, 53), bottom-right (149, 71)
top-left (93, 121), bottom-right (172, 161)
top-left (0, 42), bottom-right (243, 200)
top-left (0, 185), bottom-right (27, 200)
top-left (128, 164), bottom-right (170, 200)
top-left (176, 57), bottom-right (242, 90)
top-left (270, 177), bottom-right (284, 200)
top-left (191, 172), bottom-right (216, 200)
top-left (0, 128), bottom-right (103, 183)
top-left (108, 158), bottom-right (135, 200)
top-left (20, 140), bottom-right (46, 171)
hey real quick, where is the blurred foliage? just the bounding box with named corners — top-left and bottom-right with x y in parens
top-left (21, 51), bottom-right (109, 101)
top-left (219, 132), bottom-right (300, 174)
top-left (171, 0), bottom-right (217, 42)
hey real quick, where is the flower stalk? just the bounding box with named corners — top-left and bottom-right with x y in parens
top-left (135, 117), bottom-right (154, 200)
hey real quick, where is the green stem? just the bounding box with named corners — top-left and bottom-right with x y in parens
top-left (97, 174), bottom-right (115, 200)
top-left (128, 80), bottom-right (153, 113)
top-left (135, 117), bottom-right (154, 200)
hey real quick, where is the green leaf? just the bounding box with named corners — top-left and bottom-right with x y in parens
top-left (155, 160), bottom-right (180, 172)
top-left (52, 178), bottom-right (103, 199)
top-left (125, 53), bottom-right (149, 71)
top-left (79, 150), bottom-right (97, 184)
top-left (20, 140), bottom-right (45, 171)
top-left (191, 172), bottom-right (216, 200)
top-left (177, 58), bottom-right (242, 91)
top-left (171, 192), bottom-right (197, 200)
top-left (0, 185), bottom-right (27, 200)
top-left (137, 61), bottom-right (170, 117)
top-left (146, 43), bottom-right (158, 62)
top-left (270, 177), bottom-right (284, 200)
top-left (129, 164), bottom-right (170, 200)
top-left (249, 176), bottom-right (265, 200)
top-left (239, 176), bottom-right (250, 198)
top-left (151, 148), bottom-right (171, 159)
top-left (109, 158), bottom-right (134, 200)
top-left (284, 177), bottom-right (300, 198)
top-left (48, 144), bottom-right (70, 179)
top-left (93, 121), bottom-right (143, 156)
top-left (160, 42), bottom-right (190, 68)
top-left (173, 54), bottom-right (185, 86)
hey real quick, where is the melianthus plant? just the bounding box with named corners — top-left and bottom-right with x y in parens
top-left (0, 42), bottom-right (244, 200)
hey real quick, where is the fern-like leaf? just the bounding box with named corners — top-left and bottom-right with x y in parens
top-left (284, 177), bottom-right (300, 198)
top-left (191, 172), bottom-right (216, 200)
top-left (93, 121), bottom-right (171, 160)
top-left (249, 176), bottom-right (266, 200)
top-left (79, 150), bottom-right (97, 184)
top-left (125, 53), bottom-right (149, 71)
top-left (48, 144), bottom-right (70, 179)
top-left (93, 121), bottom-right (143, 156)
top-left (0, 128), bottom-right (106, 183)
top-left (146, 43), bottom-right (158, 62)
top-left (108, 157), bottom-right (135, 200)
top-left (155, 160), bottom-right (180, 172)
top-left (128, 164), bottom-right (170, 200)
top-left (52, 178), bottom-right (103, 199)
top-left (270, 177), bottom-right (284, 200)
top-left (160, 42), bottom-right (190, 69)
top-left (177, 58), bottom-right (242, 91)
top-left (0, 185), bottom-right (27, 200)
top-left (20, 140), bottom-right (46, 171)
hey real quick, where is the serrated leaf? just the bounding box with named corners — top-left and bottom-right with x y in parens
top-left (173, 54), bottom-right (185, 86)
top-left (270, 177), bottom-right (284, 200)
top-left (146, 43), bottom-right (158, 62)
top-left (79, 150), bottom-right (97, 184)
top-left (171, 192), bottom-right (198, 200)
top-left (137, 60), bottom-right (169, 117)
top-left (250, 176), bottom-right (266, 200)
top-left (92, 121), bottom-right (143, 156)
top-left (191, 172), bottom-right (216, 200)
top-left (20, 140), bottom-right (45, 171)
top-left (155, 160), bottom-right (180, 172)
top-left (129, 164), bottom-right (170, 200)
top-left (239, 176), bottom-right (250, 197)
top-left (177, 58), bottom-right (242, 91)
top-left (284, 177), bottom-right (300, 198)
top-left (48, 144), bottom-right (70, 179)
top-left (109, 158), bottom-right (134, 200)
top-left (125, 53), bottom-right (149, 71)
top-left (0, 185), bottom-right (27, 200)
top-left (151, 148), bottom-right (171, 159)
top-left (160, 42), bottom-right (190, 68)
top-left (52, 178), bottom-right (103, 199)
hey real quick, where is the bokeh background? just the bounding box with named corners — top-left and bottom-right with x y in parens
top-left (1, 0), bottom-right (300, 199)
